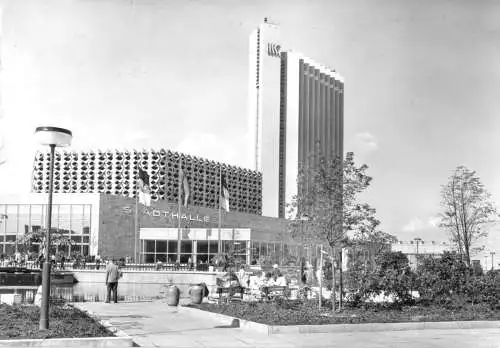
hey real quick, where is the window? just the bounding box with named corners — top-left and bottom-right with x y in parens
top-left (18, 205), bottom-right (30, 236)
top-left (180, 241), bottom-right (193, 263)
top-left (145, 240), bottom-right (155, 253)
top-left (156, 241), bottom-right (167, 253)
top-left (6, 205), bottom-right (18, 234)
top-left (58, 205), bottom-right (71, 234)
top-left (251, 241), bottom-right (260, 264)
top-left (30, 205), bottom-right (43, 232)
top-left (168, 241), bottom-right (178, 253)
top-left (208, 241), bottom-right (218, 260)
top-left (71, 205), bottom-right (84, 234)
top-left (51, 205), bottom-right (59, 230)
top-left (83, 205), bottom-right (91, 235)
top-left (197, 241), bottom-right (209, 254)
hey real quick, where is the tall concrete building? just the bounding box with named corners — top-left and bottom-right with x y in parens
top-left (249, 20), bottom-right (344, 218)
top-left (248, 19), bottom-right (282, 217)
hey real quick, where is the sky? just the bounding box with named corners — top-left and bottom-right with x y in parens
top-left (0, 0), bottom-right (499, 262)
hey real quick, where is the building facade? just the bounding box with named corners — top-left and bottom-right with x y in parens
top-left (248, 20), bottom-right (344, 218)
top-left (32, 149), bottom-right (262, 215)
top-left (0, 194), bottom-right (100, 257)
top-left (279, 52), bottom-right (344, 218)
top-left (0, 193), bottom-right (329, 266)
top-left (391, 240), bottom-right (453, 269)
top-left (248, 20), bottom-right (282, 217)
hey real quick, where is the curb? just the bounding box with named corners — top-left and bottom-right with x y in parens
top-left (0, 336), bottom-right (133, 347)
top-left (179, 305), bottom-right (500, 335)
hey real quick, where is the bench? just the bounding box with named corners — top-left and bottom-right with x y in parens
top-left (260, 286), bottom-right (289, 301)
top-left (216, 286), bottom-right (245, 304)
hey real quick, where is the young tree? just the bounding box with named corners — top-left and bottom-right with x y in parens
top-left (17, 228), bottom-right (73, 255)
top-left (439, 165), bottom-right (498, 267)
top-left (288, 152), bottom-right (385, 310)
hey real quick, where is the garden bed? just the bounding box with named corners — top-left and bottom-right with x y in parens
top-left (0, 303), bottom-right (113, 340)
top-left (187, 300), bottom-right (500, 326)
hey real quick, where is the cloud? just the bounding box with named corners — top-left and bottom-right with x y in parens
top-left (428, 216), bottom-right (441, 228)
top-left (403, 216), bottom-right (442, 232)
top-left (355, 132), bottom-right (378, 152)
top-left (348, 132), bottom-right (378, 160)
top-left (402, 218), bottom-right (425, 232)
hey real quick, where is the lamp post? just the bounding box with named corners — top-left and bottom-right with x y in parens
top-left (35, 126), bottom-right (72, 331)
top-left (413, 237), bottom-right (422, 269)
top-left (491, 251), bottom-right (496, 271)
top-left (484, 255), bottom-right (489, 271)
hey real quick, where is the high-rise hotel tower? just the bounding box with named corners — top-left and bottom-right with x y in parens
top-left (249, 19), bottom-right (344, 218)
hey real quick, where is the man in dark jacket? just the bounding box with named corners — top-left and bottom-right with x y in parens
top-left (105, 259), bottom-right (122, 303)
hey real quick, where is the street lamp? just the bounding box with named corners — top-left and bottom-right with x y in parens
top-left (490, 251), bottom-right (496, 271)
top-left (35, 126), bottom-right (72, 331)
top-left (413, 237), bottom-right (422, 269)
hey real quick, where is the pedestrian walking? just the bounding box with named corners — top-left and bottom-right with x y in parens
top-left (105, 259), bottom-right (122, 303)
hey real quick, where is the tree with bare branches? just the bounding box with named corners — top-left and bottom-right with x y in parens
top-left (439, 165), bottom-right (498, 267)
top-left (288, 152), bottom-right (389, 310)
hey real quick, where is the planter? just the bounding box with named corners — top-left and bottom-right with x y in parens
top-left (166, 285), bottom-right (180, 306)
top-left (189, 284), bottom-right (204, 304)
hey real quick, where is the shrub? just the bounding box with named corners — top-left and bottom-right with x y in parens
top-left (416, 252), bottom-right (469, 303)
top-left (370, 251), bottom-right (415, 305)
top-left (344, 251), bottom-right (415, 307)
top-left (465, 271), bottom-right (500, 308)
top-left (415, 252), bottom-right (499, 307)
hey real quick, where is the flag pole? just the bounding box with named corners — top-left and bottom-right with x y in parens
top-left (134, 189), bottom-right (138, 263)
top-left (134, 163), bottom-right (139, 264)
top-left (218, 166), bottom-right (222, 254)
top-left (177, 157), bottom-right (182, 263)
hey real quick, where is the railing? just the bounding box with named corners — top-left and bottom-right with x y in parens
top-left (66, 262), bottom-right (212, 272)
top-left (0, 261), bottom-right (214, 272)
top-left (1, 261), bottom-right (305, 273)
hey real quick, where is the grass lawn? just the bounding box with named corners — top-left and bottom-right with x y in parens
top-left (0, 303), bottom-right (113, 340)
top-left (187, 300), bottom-right (500, 326)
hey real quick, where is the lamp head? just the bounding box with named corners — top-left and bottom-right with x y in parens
top-left (35, 126), bottom-right (72, 147)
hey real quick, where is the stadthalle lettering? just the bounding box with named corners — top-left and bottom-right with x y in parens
top-left (141, 207), bottom-right (212, 224)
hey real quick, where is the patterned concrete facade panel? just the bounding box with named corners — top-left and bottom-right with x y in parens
top-left (32, 149), bottom-right (262, 215)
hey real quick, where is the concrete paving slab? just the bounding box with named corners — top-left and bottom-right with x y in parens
top-left (73, 301), bottom-right (500, 348)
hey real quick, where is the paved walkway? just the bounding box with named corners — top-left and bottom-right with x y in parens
top-left (74, 301), bottom-right (500, 348)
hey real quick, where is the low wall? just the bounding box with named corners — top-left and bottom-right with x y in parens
top-left (73, 270), bottom-right (220, 298)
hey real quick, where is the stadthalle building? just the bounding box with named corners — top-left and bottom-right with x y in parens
top-left (0, 20), bottom-right (344, 265)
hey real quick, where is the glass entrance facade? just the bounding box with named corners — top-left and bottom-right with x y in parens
top-left (138, 227), bottom-right (325, 266)
top-left (0, 203), bottom-right (92, 258)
